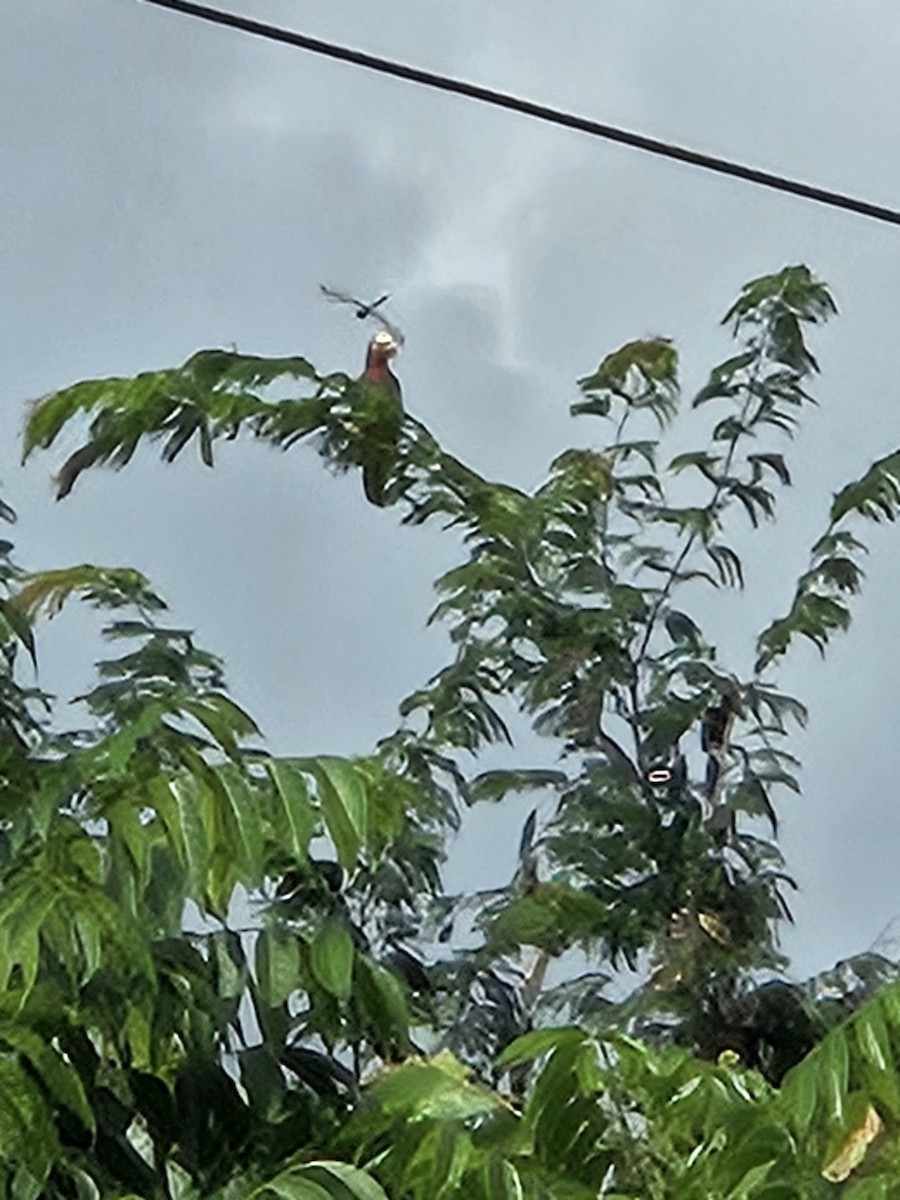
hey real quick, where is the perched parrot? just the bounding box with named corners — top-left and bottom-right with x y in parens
top-left (356, 330), bottom-right (403, 507)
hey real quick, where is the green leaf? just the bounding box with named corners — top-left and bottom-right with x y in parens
top-left (0, 880), bottom-right (59, 1000)
top-left (692, 350), bottom-right (756, 406)
top-left (256, 928), bottom-right (301, 1007)
top-left (355, 957), bottom-right (410, 1053)
top-left (182, 694), bottom-right (259, 760)
top-left (309, 757), bottom-right (368, 871)
top-left (14, 566), bottom-right (165, 621)
top-left (0, 599), bottom-right (36, 668)
top-left (267, 759), bottom-right (317, 863)
top-left (214, 763), bottom-right (265, 880)
top-left (580, 338), bottom-right (678, 393)
top-left (570, 396), bottom-right (611, 419)
top-left (0, 1027), bottom-right (93, 1134)
top-left (843, 1180), bottom-right (889, 1200)
top-left (170, 774), bottom-right (211, 895)
top-left (497, 1027), bottom-right (584, 1067)
top-left (367, 1055), bottom-right (499, 1121)
top-left (724, 1159), bottom-right (776, 1200)
top-left (309, 920), bottom-right (354, 1000)
top-left (124, 1002), bottom-right (153, 1071)
top-left (780, 1058), bottom-right (818, 1137)
top-left (756, 589), bottom-right (851, 670)
top-left (726, 481), bottom-right (776, 527)
top-left (823, 1031), bottom-right (849, 1124)
top-left (831, 450), bottom-right (900, 524)
top-left (301, 1162), bottom-right (390, 1200)
top-left (469, 769), bottom-right (567, 804)
top-left (257, 1175), bottom-right (333, 1200)
top-left (0, 1056), bottom-right (58, 1181)
top-left (577, 338), bottom-right (678, 426)
top-left (722, 266), bottom-right (836, 332)
top-left (653, 505), bottom-right (717, 541)
top-left (238, 1045), bottom-right (285, 1122)
top-left (855, 1007), bottom-right (891, 1074)
top-left (728, 778), bottom-right (778, 836)
top-left (24, 350), bottom-right (319, 497)
top-left (748, 452), bottom-right (791, 486)
top-left (422, 1123), bottom-right (472, 1199)
top-left (482, 1157), bottom-right (524, 1200)
top-left (668, 450), bottom-right (722, 477)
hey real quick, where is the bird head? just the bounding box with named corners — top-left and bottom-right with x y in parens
top-left (366, 330), bottom-right (399, 368)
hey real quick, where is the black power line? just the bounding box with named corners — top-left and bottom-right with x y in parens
top-left (140, 0), bottom-right (900, 230)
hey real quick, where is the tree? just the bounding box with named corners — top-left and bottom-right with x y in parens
top-left (4, 265), bottom-right (900, 1197)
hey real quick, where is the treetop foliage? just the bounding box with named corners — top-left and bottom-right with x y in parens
top-left (2, 264), bottom-right (900, 1196)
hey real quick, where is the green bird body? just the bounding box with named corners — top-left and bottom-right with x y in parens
top-left (357, 331), bottom-right (403, 506)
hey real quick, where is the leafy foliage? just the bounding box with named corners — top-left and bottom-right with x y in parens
top-left (8, 265), bottom-right (900, 1196)
top-left (757, 453), bottom-right (900, 670)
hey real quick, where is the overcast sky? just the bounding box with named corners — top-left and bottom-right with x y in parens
top-left (6, 0), bottom-right (900, 981)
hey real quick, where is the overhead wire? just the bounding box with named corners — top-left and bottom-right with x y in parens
top-left (139, 0), bottom-right (900, 230)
